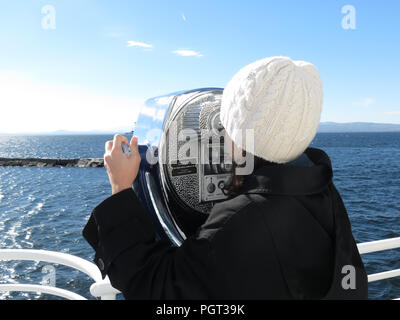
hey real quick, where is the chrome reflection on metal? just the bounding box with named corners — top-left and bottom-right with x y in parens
top-left (145, 171), bottom-right (185, 246)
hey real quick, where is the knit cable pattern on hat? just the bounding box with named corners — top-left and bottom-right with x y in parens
top-left (220, 56), bottom-right (323, 164)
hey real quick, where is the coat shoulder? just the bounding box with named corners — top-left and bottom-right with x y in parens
top-left (197, 193), bottom-right (270, 241)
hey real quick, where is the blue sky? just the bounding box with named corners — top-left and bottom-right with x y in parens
top-left (0, 0), bottom-right (400, 133)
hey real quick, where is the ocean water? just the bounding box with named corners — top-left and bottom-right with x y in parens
top-left (0, 133), bottom-right (399, 300)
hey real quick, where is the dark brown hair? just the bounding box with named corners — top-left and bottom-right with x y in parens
top-left (223, 152), bottom-right (276, 196)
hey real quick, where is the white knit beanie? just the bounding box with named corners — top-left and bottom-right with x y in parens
top-left (220, 56), bottom-right (323, 164)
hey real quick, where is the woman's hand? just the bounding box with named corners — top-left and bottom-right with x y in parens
top-left (104, 134), bottom-right (141, 195)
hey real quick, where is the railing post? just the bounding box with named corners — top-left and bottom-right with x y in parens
top-left (89, 279), bottom-right (120, 300)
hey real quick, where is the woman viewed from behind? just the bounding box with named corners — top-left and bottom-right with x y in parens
top-left (83, 56), bottom-right (368, 299)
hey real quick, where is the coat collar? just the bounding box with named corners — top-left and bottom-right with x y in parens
top-left (239, 148), bottom-right (333, 196)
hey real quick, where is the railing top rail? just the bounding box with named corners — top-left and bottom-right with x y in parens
top-left (0, 249), bottom-right (102, 282)
top-left (357, 237), bottom-right (400, 255)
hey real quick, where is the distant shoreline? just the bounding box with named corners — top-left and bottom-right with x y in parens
top-left (1, 122), bottom-right (400, 135)
top-left (317, 122), bottom-right (400, 133)
top-left (0, 157), bottom-right (104, 167)
top-left (4, 132), bottom-right (400, 136)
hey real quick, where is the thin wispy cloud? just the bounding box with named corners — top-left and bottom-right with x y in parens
top-left (384, 111), bottom-right (400, 115)
top-left (352, 97), bottom-right (376, 107)
top-left (126, 41), bottom-right (153, 50)
top-left (103, 27), bottom-right (127, 39)
top-left (172, 49), bottom-right (203, 57)
top-left (181, 13), bottom-right (186, 21)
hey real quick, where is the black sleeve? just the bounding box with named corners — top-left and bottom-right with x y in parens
top-left (82, 188), bottom-right (213, 299)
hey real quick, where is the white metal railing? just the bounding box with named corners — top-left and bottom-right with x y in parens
top-left (357, 237), bottom-right (400, 292)
top-left (0, 284), bottom-right (86, 300)
top-left (0, 237), bottom-right (399, 300)
top-left (0, 249), bottom-right (120, 300)
top-left (357, 237), bottom-right (400, 255)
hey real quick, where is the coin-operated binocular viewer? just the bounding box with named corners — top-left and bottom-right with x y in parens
top-left (133, 88), bottom-right (236, 246)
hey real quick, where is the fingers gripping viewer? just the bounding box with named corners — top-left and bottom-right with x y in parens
top-left (82, 56), bottom-right (368, 300)
top-left (103, 135), bottom-right (141, 196)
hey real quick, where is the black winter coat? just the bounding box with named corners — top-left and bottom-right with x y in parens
top-left (82, 147), bottom-right (368, 299)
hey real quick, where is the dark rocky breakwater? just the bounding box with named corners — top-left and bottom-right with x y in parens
top-left (0, 158), bottom-right (104, 167)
